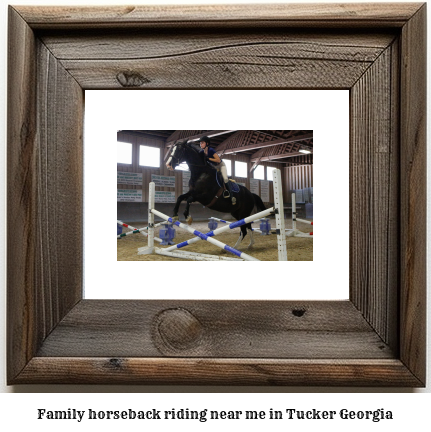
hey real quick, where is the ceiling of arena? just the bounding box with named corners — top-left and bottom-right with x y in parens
top-left (119, 130), bottom-right (313, 170)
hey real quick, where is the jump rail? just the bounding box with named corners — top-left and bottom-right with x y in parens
top-left (285, 193), bottom-right (313, 238)
top-left (138, 169), bottom-right (288, 261)
top-left (209, 217), bottom-right (263, 234)
top-left (117, 220), bottom-right (163, 243)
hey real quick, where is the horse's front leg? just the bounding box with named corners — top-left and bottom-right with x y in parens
top-left (172, 192), bottom-right (191, 222)
top-left (184, 195), bottom-right (195, 225)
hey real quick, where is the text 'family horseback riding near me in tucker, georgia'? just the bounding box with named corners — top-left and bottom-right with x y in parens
top-left (36, 407), bottom-right (394, 422)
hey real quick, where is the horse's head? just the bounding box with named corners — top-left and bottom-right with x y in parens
top-left (166, 141), bottom-right (187, 171)
top-left (166, 140), bottom-right (203, 171)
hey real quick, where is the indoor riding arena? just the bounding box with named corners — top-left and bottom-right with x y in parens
top-left (117, 130), bottom-right (313, 262)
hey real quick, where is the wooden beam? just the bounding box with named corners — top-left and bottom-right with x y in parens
top-left (166, 130), bottom-right (237, 146)
top-left (251, 151), bottom-right (308, 163)
top-left (285, 161), bottom-right (313, 167)
top-left (218, 132), bottom-right (313, 154)
top-left (249, 156), bottom-right (262, 173)
top-left (164, 130), bottom-right (237, 160)
top-left (250, 151), bottom-right (310, 172)
top-left (166, 130), bottom-right (181, 142)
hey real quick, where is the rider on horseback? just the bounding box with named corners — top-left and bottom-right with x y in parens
top-left (199, 136), bottom-right (236, 205)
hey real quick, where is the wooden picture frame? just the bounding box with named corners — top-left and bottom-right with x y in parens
top-left (7, 3), bottom-right (426, 386)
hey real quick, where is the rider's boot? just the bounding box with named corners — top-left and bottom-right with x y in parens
top-left (223, 182), bottom-right (230, 198)
top-left (224, 181), bottom-right (236, 205)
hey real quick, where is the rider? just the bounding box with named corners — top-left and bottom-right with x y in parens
top-left (199, 136), bottom-right (236, 205)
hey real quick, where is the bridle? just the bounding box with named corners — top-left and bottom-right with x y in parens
top-left (167, 143), bottom-right (184, 167)
top-left (166, 142), bottom-right (206, 169)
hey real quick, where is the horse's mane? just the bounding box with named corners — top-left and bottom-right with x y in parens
top-left (184, 142), bottom-right (207, 165)
top-left (186, 142), bottom-right (202, 154)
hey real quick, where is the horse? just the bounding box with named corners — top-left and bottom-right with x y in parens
top-left (166, 140), bottom-right (266, 249)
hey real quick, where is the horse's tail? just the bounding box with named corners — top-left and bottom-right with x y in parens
top-left (252, 193), bottom-right (266, 212)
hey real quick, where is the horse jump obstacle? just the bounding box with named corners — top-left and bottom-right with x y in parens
top-left (117, 220), bottom-right (163, 243)
top-left (285, 193), bottom-right (313, 238)
top-left (209, 217), bottom-right (264, 234)
top-left (138, 169), bottom-right (288, 261)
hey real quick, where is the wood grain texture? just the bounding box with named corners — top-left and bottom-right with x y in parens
top-left (7, 3), bottom-right (427, 386)
top-left (41, 31), bottom-right (395, 89)
top-left (350, 45), bottom-right (399, 348)
top-left (399, 4), bottom-right (427, 384)
top-left (15, 3), bottom-right (423, 29)
top-left (7, 6), bottom-right (38, 381)
top-left (7, 6), bottom-right (83, 382)
top-left (36, 300), bottom-right (393, 359)
top-left (15, 358), bottom-right (422, 386)
top-left (41, 32), bottom-right (395, 60)
top-left (35, 40), bottom-right (84, 331)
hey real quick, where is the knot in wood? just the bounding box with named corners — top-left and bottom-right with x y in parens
top-left (108, 358), bottom-right (123, 369)
top-left (116, 71), bottom-right (150, 87)
top-left (292, 308), bottom-right (306, 317)
top-left (155, 308), bottom-right (203, 351)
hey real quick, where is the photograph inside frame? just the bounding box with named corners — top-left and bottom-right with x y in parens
top-left (117, 130), bottom-right (313, 262)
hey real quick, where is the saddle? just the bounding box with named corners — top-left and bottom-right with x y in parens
top-left (206, 173), bottom-right (240, 208)
top-left (216, 172), bottom-right (240, 193)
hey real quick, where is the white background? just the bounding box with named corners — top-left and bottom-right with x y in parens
top-left (85, 90), bottom-right (349, 300)
top-left (0, 0), bottom-right (429, 422)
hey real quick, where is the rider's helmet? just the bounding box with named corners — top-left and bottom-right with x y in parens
top-left (199, 136), bottom-right (210, 147)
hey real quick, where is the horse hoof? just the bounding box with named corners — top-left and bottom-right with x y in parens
top-left (172, 216), bottom-right (179, 222)
top-left (186, 216), bottom-right (193, 225)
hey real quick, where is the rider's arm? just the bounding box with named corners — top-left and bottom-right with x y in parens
top-left (208, 152), bottom-right (221, 164)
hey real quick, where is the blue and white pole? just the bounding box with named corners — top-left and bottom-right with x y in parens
top-left (209, 217), bottom-right (263, 234)
top-left (151, 208), bottom-right (260, 261)
top-left (163, 207), bottom-right (275, 254)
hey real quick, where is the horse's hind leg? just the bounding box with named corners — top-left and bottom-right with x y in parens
top-left (246, 226), bottom-right (255, 249)
top-left (233, 232), bottom-right (244, 249)
top-left (234, 226), bottom-right (248, 249)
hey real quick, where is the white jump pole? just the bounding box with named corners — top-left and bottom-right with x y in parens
top-left (273, 169), bottom-right (288, 261)
top-left (209, 217), bottom-right (230, 224)
top-left (286, 192), bottom-right (313, 238)
top-left (297, 218), bottom-right (313, 225)
top-left (156, 249), bottom-right (242, 261)
top-left (138, 182), bottom-right (156, 255)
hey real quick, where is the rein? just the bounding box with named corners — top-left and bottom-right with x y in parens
top-left (171, 143), bottom-right (207, 168)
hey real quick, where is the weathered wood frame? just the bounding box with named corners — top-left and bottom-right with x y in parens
top-left (7, 4), bottom-right (426, 386)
